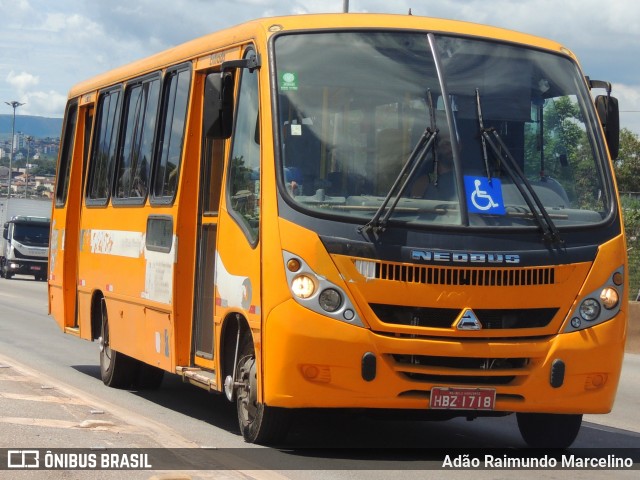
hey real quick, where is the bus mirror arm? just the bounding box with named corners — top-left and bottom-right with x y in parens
top-left (221, 54), bottom-right (261, 73)
top-left (586, 77), bottom-right (612, 95)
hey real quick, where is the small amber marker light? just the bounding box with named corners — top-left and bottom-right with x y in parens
top-left (287, 258), bottom-right (301, 272)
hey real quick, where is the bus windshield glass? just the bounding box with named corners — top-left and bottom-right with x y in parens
top-left (13, 223), bottom-right (50, 247)
top-left (274, 31), bottom-right (612, 229)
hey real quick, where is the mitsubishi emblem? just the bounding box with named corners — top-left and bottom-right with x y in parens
top-left (456, 309), bottom-right (482, 330)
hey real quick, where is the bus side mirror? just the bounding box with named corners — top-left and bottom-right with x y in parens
top-left (204, 72), bottom-right (234, 139)
top-left (2, 223), bottom-right (8, 240)
top-left (595, 95), bottom-right (620, 160)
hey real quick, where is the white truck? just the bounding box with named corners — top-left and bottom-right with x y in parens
top-left (0, 198), bottom-right (52, 281)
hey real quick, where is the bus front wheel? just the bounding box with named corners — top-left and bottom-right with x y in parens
top-left (235, 335), bottom-right (290, 444)
top-left (516, 412), bottom-right (583, 448)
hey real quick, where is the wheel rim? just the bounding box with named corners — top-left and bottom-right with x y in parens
top-left (236, 354), bottom-right (258, 429)
top-left (99, 305), bottom-right (113, 372)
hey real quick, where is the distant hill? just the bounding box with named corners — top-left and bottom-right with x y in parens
top-left (0, 114), bottom-right (63, 139)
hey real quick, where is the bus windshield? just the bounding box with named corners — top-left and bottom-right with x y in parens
top-left (13, 223), bottom-right (50, 247)
top-left (274, 31), bottom-right (612, 229)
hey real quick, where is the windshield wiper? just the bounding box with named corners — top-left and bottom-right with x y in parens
top-left (359, 92), bottom-right (438, 234)
top-left (358, 128), bottom-right (437, 234)
top-left (475, 90), bottom-right (563, 245)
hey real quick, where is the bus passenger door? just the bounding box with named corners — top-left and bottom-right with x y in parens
top-left (193, 79), bottom-right (225, 363)
top-left (49, 101), bottom-right (93, 334)
top-left (193, 60), bottom-right (261, 374)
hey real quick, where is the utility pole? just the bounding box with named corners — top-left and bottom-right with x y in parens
top-left (4, 101), bottom-right (25, 199)
top-left (25, 135), bottom-right (32, 197)
top-left (343, 0), bottom-right (349, 13)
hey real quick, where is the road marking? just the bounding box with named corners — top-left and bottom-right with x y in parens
top-left (0, 417), bottom-right (79, 429)
top-left (0, 391), bottom-right (85, 404)
top-left (0, 353), bottom-right (291, 480)
top-left (0, 374), bottom-right (30, 381)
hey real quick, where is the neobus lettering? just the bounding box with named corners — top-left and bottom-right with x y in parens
top-left (411, 250), bottom-right (520, 264)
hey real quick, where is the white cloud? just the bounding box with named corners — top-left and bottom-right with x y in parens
top-left (6, 71), bottom-right (39, 91)
top-left (0, 0), bottom-right (639, 136)
top-left (614, 83), bottom-right (640, 136)
top-left (22, 90), bottom-right (68, 117)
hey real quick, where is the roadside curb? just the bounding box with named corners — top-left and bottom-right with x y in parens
top-left (626, 302), bottom-right (640, 354)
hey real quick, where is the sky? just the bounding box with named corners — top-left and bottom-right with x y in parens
top-left (1, 0), bottom-right (640, 134)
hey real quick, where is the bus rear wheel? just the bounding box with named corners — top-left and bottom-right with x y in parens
top-left (235, 335), bottom-right (290, 444)
top-left (516, 412), bottom-right (583, 448)
top-left (98, 300), bottom-right (137, 388)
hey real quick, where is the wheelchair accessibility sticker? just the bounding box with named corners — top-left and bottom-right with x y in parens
top-left (464, 176), bottom-right (506, 215)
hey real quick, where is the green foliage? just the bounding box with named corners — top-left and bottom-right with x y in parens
top-left (614, 128), bottom-right (640, 193)
top-left (615, 129), bottom-right (640, 297)
top-left (525, 101), bottom-right (640, 295)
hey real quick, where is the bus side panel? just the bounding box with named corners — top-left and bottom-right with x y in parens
top-left (76, 289), bottom-right (93, 341)
top-left (101, 297), bottom-right (174, 372)
top-left (76, 206), bottom-right (177, 368)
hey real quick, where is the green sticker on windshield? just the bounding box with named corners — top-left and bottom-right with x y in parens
top-left (280, 72), bottom-right (298, 91)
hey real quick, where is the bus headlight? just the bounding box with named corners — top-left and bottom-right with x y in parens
top-left (579, 299), bottom-right (600, 321)
top-left (283, 251), bottom-right (364, 327)
top-left (291, 274), bottom-right (316, 299)
top-left (565, 266), bottom-right (623, 333)
top-left (599, 287), bottom-right (619, 309)
top-left (319, 288), bottom-right (342, 312)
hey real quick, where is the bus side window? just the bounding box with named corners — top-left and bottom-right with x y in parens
top-left (227, 55), bottom-right (260, 243)
top-left (152, 65), bottom-right (191, 203)
top-left (86, 87), bottom-right (121, 205)
top-left (114, 75), bottom-right (160, 203)
top-left (55, 101), bottom-right (78, 207)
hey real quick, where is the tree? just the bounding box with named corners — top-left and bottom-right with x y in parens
top-left (613, 129), bottom-right (640, 298)
top-left (613, 128), bottom-right (640, 193)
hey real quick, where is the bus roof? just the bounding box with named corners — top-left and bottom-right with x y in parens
top-left (67, 13), bottom-right (571, 99)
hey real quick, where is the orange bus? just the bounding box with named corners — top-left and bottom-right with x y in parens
top-left (50, 13), bottom-right (625, 447)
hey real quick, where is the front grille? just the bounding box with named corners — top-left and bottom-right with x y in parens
top-left (12, 249), bottom-right (46, 261)
top-left (371, 304), bottom-right (558, 330)
top-left (389, 354), bottom-right (530, 386)
top-left (357, 259), bottom-right (555, 286)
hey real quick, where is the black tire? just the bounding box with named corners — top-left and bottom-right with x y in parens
top-left (235, 334), bottom-right (291, 444)
top-left (517, 412), bottom-right (583, 448)
top-left (98, 299), bottom-right (138, 388)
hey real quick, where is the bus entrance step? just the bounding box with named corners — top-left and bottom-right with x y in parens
top-left (176, 367), bottom-right (217, 392)
top-left (64, 327), bottom-right (80, 337)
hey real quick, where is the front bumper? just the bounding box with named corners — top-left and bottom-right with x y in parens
top-left (263, 299), bottom-right (626, 414)
top-left (4, 259), bottom-right (47, 277)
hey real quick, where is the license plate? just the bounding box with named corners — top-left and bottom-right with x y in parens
top-left (30, 266), bottom-right (41, 271)
top-left (430, 387), bottom-right (496, 410)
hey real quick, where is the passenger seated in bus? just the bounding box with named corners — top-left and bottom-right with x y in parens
top-left (284, 166), bottom-right (303, 196)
